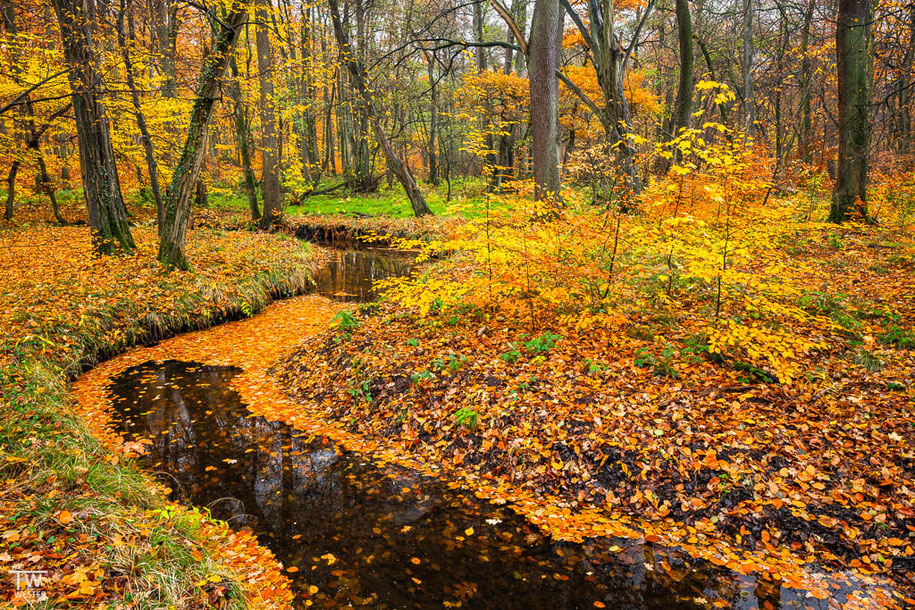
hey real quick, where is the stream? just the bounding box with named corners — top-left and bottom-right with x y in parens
top-left (104, 247), bottom-right (845, 608)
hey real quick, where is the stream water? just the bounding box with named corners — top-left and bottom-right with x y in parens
top-left (104, 247), bottom-right (842, 608)
top-left (311, 247), bottom-right (416, 302)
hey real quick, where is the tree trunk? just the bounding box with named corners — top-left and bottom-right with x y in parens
top-left (118, 0), bottom-right (164, 232)
top-left (158, 5), bottom-right (246, 268)
top-left (799, 0), bottom-right (815, 163)
top-left (474, 0), bottom-right (487, 72)
top-left (742, 0), bottom-right (754, 137)
top-left (593, 0), bottom-right (641, 191)
top-left (4, 161), bottom-right (18, 221)
top-left (51, 0), bottom-right (135, 254)
top-left (327, 0), bottom-right (432, 216)
top-left (229, 52), bottom-right (260, 220)
top-left (893, 4), bottom-right (915, 154)
top-left (153, 0), bottom-right (179, 163)
top-left (425, 53), bottom-right (440, 185)
top-left (528, 0), bottom-right (563, 201)
top-left (673, 0), bottom-right (693, 137)
top-left (831, 0), bottom-right (873, 223)
top-left (256, 0), bottom-right (283, 230)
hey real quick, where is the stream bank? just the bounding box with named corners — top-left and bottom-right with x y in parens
top-left (71, 243), bottom-right (901, 608)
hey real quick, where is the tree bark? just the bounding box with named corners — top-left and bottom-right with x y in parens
top-left (527, 0), bottom-right (563, 201)
top-left (673, 0), bottom-right (693, 137)
top-left (117, 0), bottom-right (164, 232)
top-left (228, 51), bottom-right (261, 220)
top-left (560, 0), bottom-right (645, 191)
top-left (158, 5), bottom-right (247, 268)
top-left (327, 0), bottom-right (432, 216)
top-left (4, 162), bottom-right (18, 221)
top-left (831, 0), bottom-right (873, 223)
top-left (474, 0), bottom-right (488, 72)
top-left (425, 52), bottom-right (440, 185)
top-left (51, 0), bottom-right (135, 254)
top-left (799, 0), bottom-right (815, 163)
top-left (742, 0), bottom-right (754, 137)
top-left (256, 0), bottom-right (283, 230)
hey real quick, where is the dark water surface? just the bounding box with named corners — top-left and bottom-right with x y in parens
top-left (311, 248), bottom-right (416, 302)
top-left (109, 361), bottom-right (831, 609)
top-left (103, 249), bottom-right (851, 608)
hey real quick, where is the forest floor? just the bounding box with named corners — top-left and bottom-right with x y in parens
top-left (0, 203), bottom-right (318, 607)
top-left (277, 195), bottom-right (915, 608)
top-left (3, 188), bottom-right (914, 608)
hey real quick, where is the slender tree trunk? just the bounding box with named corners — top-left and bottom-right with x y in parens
top-left (256, 0), bottom-right (283, 230)
top-left (528, 0), bottom-right (563, 201)
top-left (153, 0), bottom-right (178, 97)
top-left (673, 0), bottom-right (693, 136)
top-left (4, 162), bottom-right (18, 220)
top-left (327, 0), bottom-right (432, 216)
top-left (229, 52), bottom-right (260, 220)
top-left (118, 1), bottom-right (164, 231)
top-left (742, 0), bottom-right (754, 137)
top-left (26, 103), bottom-right (68, 224)
top-left (425, 52), bottom-right (440, 185)
top-left (51, 0), bottom-right (135, 254)
top-left (324, 75), bottom-right (336, 173)
top-left (831, 0), bottom-right (873, 222)
top-left (474, 0), bottom-right (487, 72)
top-left (158, 5), bottom-right (247, 268)
top-left (153, 0), bottom-right (179, 163)
top-left (893, 4), bottom-right (915, 154)
top-left (38, 153), bottom-right (66, 224)
top-left (799, 0), bottom-right (815, 163)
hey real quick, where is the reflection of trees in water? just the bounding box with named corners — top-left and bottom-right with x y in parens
top-left (111, 360), bottom-right (811, 609)
top-left (312, 249), bottom-right (416, 300)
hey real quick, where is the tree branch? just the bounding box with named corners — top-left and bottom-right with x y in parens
top-left (0, 69), bottom-right (69, 115)
top-left (560, 0), bottom-right (595, 51)
top-left (624, 0), bottom-right (656, 69)
top-left (489, 0), bottom-right (528, 55)
top-left (557, 69), bottom-right (606, 124)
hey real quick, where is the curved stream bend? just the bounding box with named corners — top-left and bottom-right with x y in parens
top-left (99, 246), bottom-right (861, 609)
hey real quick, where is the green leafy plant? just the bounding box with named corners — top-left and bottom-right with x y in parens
top-left (332, 310), bottom-right (359, 332)
top-left (734, 360), bottom-right (777, 383)
top-left (524, 332), bottom-right (562, 354)
top-left (633, 344), bottom-right (679, 378)
top-left (681, 334), bottom-right (711, 364)
top-left (500, 344), bottom-right (521, 363)
top-left (454, 406), bottom-right (479, 430)
top-left (410, 370), bottom-right (433, 384)
top-left (583, 358), bottom-right (606, 373)
top-left (447, 353), bottom-right (468, 372)
top-left (879, 325), bottom-right (914, 349)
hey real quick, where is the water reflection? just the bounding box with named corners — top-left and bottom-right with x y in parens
top-left (107, 360), bottom-right (846, 609)
top-left (311, 248), bottom-right (416, 301)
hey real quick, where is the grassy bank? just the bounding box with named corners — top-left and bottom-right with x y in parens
top-left (1, 225), bottom-right (314, 607)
